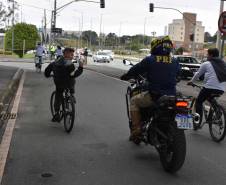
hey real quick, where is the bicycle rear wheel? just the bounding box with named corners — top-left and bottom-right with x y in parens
top-left (50, 91), bottom-right (63, 121)
top-left (50, 91), bottom-right (56, 116)
top-left (209, 104), bottom-right (226, 142)
top-left (63, 96), bottom-right (75, 133)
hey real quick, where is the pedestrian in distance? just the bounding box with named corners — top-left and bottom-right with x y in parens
top-left (35, 42), bottom-right (45, 71)
top-left (82, 47), bottom-right (88, 65)
top-left (55, 45), bottom-right (63, 59)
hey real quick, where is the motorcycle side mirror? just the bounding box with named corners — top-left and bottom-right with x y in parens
top-left (123, 59), bottom-right (133, 66)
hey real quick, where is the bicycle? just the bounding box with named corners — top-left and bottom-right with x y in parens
top-left (50, 88), bottom-right (76, 133)
top-left (34, 56), bottom-right (42, 73)
top-left (189, 83), bottom-right (226, 142)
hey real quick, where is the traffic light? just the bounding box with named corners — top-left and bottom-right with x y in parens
top-left (190, 34), bottom-right (194, 41)
top-left (149, 3), bottom-right (154, 12)
top-left (100, 0), bottom-right (105, 8)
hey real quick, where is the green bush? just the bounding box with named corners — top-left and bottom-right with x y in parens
top-left (5, 23), bottom-right (40, 58)
top-left (0, 50), bottom-right (12, 55)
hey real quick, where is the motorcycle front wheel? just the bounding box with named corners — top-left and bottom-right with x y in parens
top-left (159, 126), bottom-right (186, 173)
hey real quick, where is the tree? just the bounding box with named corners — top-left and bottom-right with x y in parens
top-left (174, 47), bottom-right (184, 55)
top-left (82, 30), bottom-right (98, 46)
top-left (0, 2), bottom-right (6, 27)
top-left (0, 0), bottom-right (19, 29)
top-left (212, 32), bottom-right (217, 43)
top-left (105, 32), bottom-right (118, 47)
top-left (5, 23), bottom-right (40, 57)
top-left (204, 32), bottom-right (212, 42)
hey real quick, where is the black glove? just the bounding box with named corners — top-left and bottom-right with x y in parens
top-left (120, 73), bottom-right (129, 81)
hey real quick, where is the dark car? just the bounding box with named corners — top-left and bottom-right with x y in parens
top-left (173, 55), bottom-right (201, 79)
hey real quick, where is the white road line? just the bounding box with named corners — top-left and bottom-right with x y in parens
top-left (85, 68), bottom-right (130, 84)
top-left (0, 71), bottom-right (25, 184)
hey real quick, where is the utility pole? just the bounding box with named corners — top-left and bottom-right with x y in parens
top-left (143, 17), bottom-right (147, 46)
top-left (12, 0), bottom-right (15, 54)
top-left (216, 1), bottom-right (224, 51)
top-left (52, 0), bottom-right (57, 43)
top-left (99, 13), bottom-right (102, 50)
top-left (54, 0), bottom-right (57, 27)
top-left (44, 9), bottom-right (47, 45)
top-left (90, 18), bottom-right (92, 49)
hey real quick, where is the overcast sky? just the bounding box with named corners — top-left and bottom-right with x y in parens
top-left (8, 0), bottom-right (223, 36)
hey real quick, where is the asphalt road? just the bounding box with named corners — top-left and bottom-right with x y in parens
top-left (1, 67), bottom-right (226, 185)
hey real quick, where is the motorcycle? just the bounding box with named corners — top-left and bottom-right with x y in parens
top-left (122, 59), bottom-right (200, 173)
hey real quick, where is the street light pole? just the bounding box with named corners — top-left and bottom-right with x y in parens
top-left (143, 17), bottom-right (147, 46)
top-left (99, 13), bottom-right (103, 50)
top-left (51, 0), bottom-right (103, 43)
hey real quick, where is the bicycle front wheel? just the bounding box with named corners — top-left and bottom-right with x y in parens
top-left (209, 104), bottom-right (226, 142)
top-left (63, 96), bottom-right (75, 133)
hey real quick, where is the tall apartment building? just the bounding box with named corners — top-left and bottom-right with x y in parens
top-left (168, 12), bottom-right (205, 51)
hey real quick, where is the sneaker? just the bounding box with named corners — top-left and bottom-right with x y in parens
top-left (129, 134), bottom-right (141, 145)
top-left (129, 129), bottom-right (141, 145)
top-left (52, 112), bottom-right (61, 122)
top-left (71, 96), bottom-right (76, 103)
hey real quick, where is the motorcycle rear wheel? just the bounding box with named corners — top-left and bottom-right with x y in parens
top-left (159, 126), bottom-right (186, 173)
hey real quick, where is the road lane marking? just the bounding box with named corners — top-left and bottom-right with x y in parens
top-left (85, 68), bottom-right (130, 84)
top-left (0, 71), bottom-right (25, 184)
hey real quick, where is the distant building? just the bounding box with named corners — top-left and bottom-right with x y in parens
top-left (168, 12), bottom-right (205, 51)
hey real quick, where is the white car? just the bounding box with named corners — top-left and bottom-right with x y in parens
top-left (102, 50), bottom-right (114, 61)
top-left (93, 51), bottom-right (111, 63)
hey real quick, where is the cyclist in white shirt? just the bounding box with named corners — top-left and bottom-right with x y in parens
top-left (35, 42), bottom-right (45, 66)
top-left (55, 45), bottom-right (63, 59)
top-left (187, 48), bottom-right (226, 125)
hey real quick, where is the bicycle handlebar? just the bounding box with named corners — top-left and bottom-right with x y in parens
top-left (188, 83), bottom-right (202, 89)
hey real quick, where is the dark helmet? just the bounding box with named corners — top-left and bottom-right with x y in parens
top-left (151, 36), bottom-right (173, 55)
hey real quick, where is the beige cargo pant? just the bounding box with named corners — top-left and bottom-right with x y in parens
top-left (129, 91), bottom-right (153, 138)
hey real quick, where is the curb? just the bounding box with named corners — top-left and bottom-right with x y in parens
top-left (0, 68), bottom-right (24, 113)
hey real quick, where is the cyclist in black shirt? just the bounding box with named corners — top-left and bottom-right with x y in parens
top-left (45, 47), bottom-right (83, 122)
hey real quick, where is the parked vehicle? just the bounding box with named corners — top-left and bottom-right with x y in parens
top-left (87, 49), bottom-right (93, 57)
top-left (102, 50), bottom-right (114, 61)
top-left (93, 51), bottom-right (111, 63)
top-left (173, 55), bottom-right (201, 79)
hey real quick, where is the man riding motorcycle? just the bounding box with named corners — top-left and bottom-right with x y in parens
top-left (120, 36), bottom-right (180, 144)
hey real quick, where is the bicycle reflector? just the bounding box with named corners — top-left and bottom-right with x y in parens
top-left (176, 101), bottom-right (188, 107)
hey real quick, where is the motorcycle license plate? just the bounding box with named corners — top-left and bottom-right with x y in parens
top-left (175, 114), bottom-right (193, 130)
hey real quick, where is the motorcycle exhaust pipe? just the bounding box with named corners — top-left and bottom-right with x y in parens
top-left (193, 113), bottom-right (200, 124)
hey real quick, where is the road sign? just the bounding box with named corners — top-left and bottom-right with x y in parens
top-left (218, 11), bottom-right (226, 34)
top-left (51, 27), bottom-right (62, 34)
